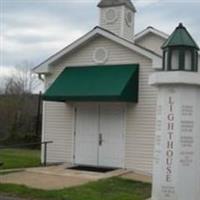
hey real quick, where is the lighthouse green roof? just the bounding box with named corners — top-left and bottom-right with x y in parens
top-left (98, 0), bottom-right (136, 12)
top-left (162, 23), bottom-right (199, 50)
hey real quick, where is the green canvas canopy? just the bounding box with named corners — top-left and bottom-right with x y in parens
top-left (43, 64), bottom-right (139, 102)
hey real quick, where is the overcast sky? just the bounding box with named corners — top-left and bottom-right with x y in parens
top-left (1, 0), bottom-right (200, 77)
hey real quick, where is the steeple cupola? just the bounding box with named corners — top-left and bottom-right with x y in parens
top-left (98, 0), bottom-right (136, 41)
top-left (162, 23), bottom-right (199, 72)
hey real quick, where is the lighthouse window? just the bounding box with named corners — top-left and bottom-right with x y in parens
top-left (194, 51), bottom-right (198, 72)
top-left (192, 51), bottom-right (198, 72)
top-left (171, 50), bottom-right (179, 70)
top-left (185, 50), bottom-right (192, 71)
top-left (164, 51), bottom-right (168, 70)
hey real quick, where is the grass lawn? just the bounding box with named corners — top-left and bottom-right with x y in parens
top-left (0, 148), bottom-right (41, 170)
top-left (0, 177), bottom-right (151, 200)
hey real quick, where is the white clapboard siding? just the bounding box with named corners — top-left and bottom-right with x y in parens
top-left (135, 32), bottom-right (166, 56)
top-left (100, 6), bottom-right (135, 41)
top-left (43, 35), bottom-right (157, 174)
top-left (198, 55), bottom-right (200, 73)
top-left (100, 6), bottom-right (123, 37)
top-left (122, 8), bottom-right (135, 41)
top-left (47, 36), bottom-right (151, 84)
top-left (125, 64), bottom-right (157, 174)
top-left (42, 101), bottom-right (73, 163)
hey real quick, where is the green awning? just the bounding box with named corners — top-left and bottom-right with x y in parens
top-left (43, 64), bottom-right (139, 102)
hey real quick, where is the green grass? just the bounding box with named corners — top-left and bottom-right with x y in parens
top-left (0, 177), bottom-right (151, 200)
top-left (0, 148), bottom-right (41, 170)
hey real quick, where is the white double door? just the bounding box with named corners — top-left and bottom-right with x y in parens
top-left (74, 103), bottom-right (125, 168)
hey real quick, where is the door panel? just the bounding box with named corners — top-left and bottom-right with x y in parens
top-left (99, 104), bottom-right (125, 168)
top-left (74, 103), bottom-right (125, 168)
top-left (75, 104), bottom-right (99, 166)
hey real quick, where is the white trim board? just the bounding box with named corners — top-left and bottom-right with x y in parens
top-left (134, 26), bottom-right (169, 41)
top-left (33, 26), bottom-right (162, 74)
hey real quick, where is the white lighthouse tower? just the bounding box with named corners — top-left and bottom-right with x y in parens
top-left (149, 23), bottom-right (200, 200)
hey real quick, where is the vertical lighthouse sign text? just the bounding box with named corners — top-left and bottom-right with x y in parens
top-left (166, 96), bottom-right (175, 183)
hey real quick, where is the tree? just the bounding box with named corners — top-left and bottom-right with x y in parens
top-left (4, 61), bottom-right (41, 95)
top-left (0, 87), bottom-right (3, 94)
top-left (0, 61), bottom-right (42, 144)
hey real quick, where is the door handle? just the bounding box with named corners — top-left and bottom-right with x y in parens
top-left (99, 133), bottom-right (103, 146)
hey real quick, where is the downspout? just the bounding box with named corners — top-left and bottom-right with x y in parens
top-left (38, 74), bottom-right (45, 82)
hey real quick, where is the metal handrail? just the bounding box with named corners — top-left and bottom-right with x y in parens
top-left (0, 141), bottom-right (53, 149)
top-left (0, 141), bottom-right (53, 166)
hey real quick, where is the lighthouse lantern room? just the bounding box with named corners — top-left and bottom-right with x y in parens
top-left (162, 23), bottom-right (199, 72)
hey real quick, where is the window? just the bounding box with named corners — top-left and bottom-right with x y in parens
top-left (194, 51), bottom-right (198, 72)
top-left (185, 50), bottom-right (192, 71)
top-left (171, 50), bottom-right (179, 70)
top-left (164, 51), bottom-right (168, 70)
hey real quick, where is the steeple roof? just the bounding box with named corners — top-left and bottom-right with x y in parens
top-left (98, 0), bottom-right (136, 12)
top-left (162, 23), bottom-right (199, 50)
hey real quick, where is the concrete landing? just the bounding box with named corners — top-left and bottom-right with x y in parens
top-left (0, 164), bottom-right (130, 190)
top-left (0, 171), bottom-right (91, 190)
top-left (26, 164), bottom-right (130, 180)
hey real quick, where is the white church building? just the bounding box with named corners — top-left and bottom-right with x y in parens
top-left (34, 0), bottom-right (200, 176)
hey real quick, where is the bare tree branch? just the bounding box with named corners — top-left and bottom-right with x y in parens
top-left (4, 61), bottom-right (41, 95)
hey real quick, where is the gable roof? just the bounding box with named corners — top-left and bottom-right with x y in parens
top-left (162, 23), bottom-right (199, 50)
top-left (98, 0), bottom-right (136, 12)
top-left (134, 26), bottom-right (168, 41)
top-left (33, 26), bottom-right (162, 74)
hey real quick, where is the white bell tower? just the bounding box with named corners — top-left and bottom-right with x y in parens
top-left (98, 0), bottom-right (136, 41)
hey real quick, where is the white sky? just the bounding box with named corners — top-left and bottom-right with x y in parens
top-left (1, 0), bottom-right (200, 83)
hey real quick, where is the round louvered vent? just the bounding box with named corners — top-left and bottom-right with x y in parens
top-left (126, 11), bottom-right (132, 26)
top-left (93, 48), bottom-right (108, 64)
top-left (105, 8), bottom-right (118, 23)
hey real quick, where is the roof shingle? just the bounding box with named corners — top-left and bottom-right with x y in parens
top-left (162, 23), bottom-right (199, 50)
